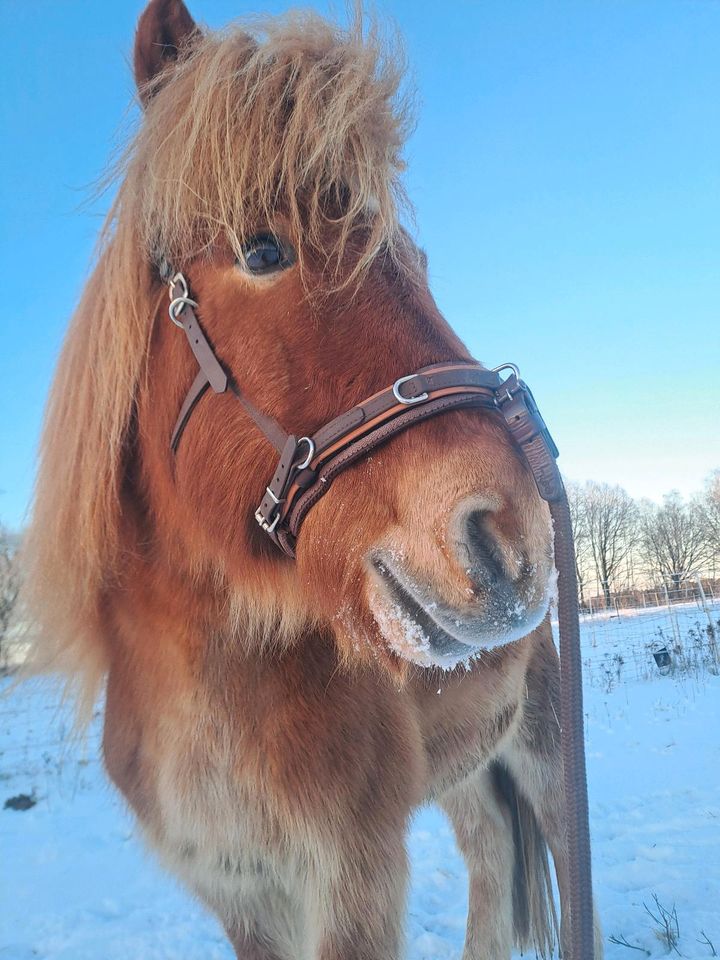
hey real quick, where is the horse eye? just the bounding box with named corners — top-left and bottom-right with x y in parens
top-left (240, 234), bottom-right (291, 275)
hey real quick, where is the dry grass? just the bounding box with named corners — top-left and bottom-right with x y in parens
top-left (643, 894), bottom-right (680, 955)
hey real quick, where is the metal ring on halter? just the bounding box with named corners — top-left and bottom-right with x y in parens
top-left (167, 272), bottom-right (197, 327)
top-left (168, 295), bottom-right (199, 327)
top-left (169, 271), bottom-right (189, 298)
top-left (295, 437), bottom-right (315, 470)
top-left (393, 374), bottom-right (429, 405)
top-left (491, 362), bottom-right (522, 381)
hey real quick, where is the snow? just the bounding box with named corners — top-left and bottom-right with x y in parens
top-left (2, 601), bottom-right (719, 959)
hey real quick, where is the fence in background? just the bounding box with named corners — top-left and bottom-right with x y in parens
top-left (577, 583), bottom-right (719, 690)
top-left (582, 571), bottom-right (718, 617)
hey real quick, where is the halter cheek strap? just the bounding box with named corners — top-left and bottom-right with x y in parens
top-left (168, 273), bottom-right (287, 454)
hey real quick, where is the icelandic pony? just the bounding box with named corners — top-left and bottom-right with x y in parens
top-left (24, 1), bottom-right (599, 957)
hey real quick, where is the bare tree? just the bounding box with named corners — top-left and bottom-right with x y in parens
top-left (582, 482), bottom-right (638, 606)
top-left (697, 470), bottom-right (720, 564)
top-left (566, 480), bottom-right (592, 606)
top-left (639, 491), bottom-right (710, 589)
top-left (0, 526), bottom-right (21, 665)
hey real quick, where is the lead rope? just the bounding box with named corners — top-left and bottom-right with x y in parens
top-left (551, 495), bottom-right (595, 960)
top-left (496, 381), bottom-right (594, 960)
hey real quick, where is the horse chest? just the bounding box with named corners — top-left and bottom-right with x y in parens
top-left (413, 652), bottom-right (529, 795)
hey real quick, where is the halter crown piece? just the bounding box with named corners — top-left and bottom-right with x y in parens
top-left (163, 270), bottom-right (595, 960)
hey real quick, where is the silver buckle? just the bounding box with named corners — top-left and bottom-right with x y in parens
top-left (491, 363), bottom-right (523, 404)
top-left (254, 508), bottom-right (280, 534)
top-left (254, 487), bottom-right (283, 534)
top-left (392, 374), bottom-right (429, 405)
top-left (491, 362), bottom-right (522, 380)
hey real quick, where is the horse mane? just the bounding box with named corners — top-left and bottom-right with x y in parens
top-left (21, 10), bottom-right (413, 711)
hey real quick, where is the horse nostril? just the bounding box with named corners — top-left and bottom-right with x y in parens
top-left (458, 509), bottom-right (507, 586)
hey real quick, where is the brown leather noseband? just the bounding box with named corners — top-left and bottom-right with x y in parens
top-left (165, 272), bottom-right (560, 556)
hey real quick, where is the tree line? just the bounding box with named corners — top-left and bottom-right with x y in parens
top-left (567, 471), bottom-right (720, 606)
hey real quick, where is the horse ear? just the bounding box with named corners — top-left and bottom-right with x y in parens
top-left (134, 0), bottom-right (200, 105)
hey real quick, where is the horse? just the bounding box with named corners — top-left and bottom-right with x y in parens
top-left (23, 1), bottom-right (600, 957)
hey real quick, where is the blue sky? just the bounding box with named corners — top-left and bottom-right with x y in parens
top-left (1, 0), bottom-right (718, 531)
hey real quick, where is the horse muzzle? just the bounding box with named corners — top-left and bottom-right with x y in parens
top-left (368, 534), bottom-right (553, 669)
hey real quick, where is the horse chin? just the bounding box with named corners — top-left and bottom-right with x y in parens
top-left (366, 555), bottom-right (553, 670)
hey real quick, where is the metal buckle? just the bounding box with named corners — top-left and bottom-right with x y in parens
top-left (393, 374), bottom-right (429, 405)
top-left (491, 363), bottom-right (522, 403)
top-left (254, 487), bottom-right (283, 534)
top-left (493, 366), bottom-right (559, 461)
top-left (168, 272), bottom-right (198, 328)
top-left (255, 508), bottom-right (280, 534)
top-left (491, 362), bottom-right (521, 380)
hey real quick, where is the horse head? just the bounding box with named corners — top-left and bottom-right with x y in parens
top-left (27, 0), bottom-right (554, 690)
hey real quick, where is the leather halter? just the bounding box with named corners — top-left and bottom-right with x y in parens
top-left (165, 272), bottom-right (561, 554)
top-left (163, 270), bottom-right (595, 960)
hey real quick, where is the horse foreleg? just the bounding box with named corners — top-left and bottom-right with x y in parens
top-left (216, 880), bottom-right (308, 960)
top-left (315, 831), bottom-right (409, 960)
top-left (205, 857), bottom-right (310, 960)
top-left (439, 766), bottom-right (515, 960)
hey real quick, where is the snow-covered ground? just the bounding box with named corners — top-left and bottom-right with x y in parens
top-left (2, 602), bottom-right (719, 959)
